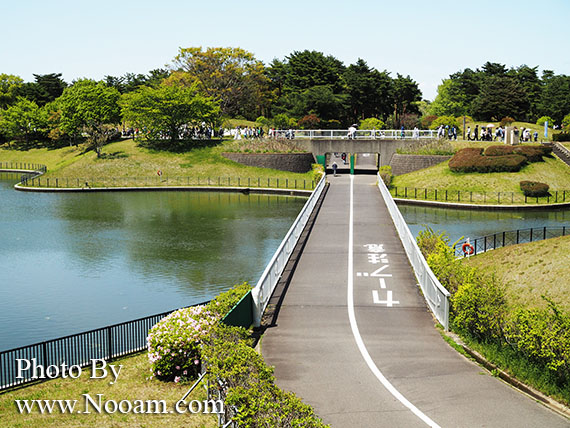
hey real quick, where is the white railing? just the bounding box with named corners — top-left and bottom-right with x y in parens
top-left (273, 129), bottom-right (436, 140)
top-left (251, 174), bottom-right (327, 327)
top-left (376, 173), bottom-right (450, 330)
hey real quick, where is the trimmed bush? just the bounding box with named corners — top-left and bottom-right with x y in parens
top-left (520, 181), bottom-right (550, 197)
top-left (484, 146), bottom-right (515, 156)
top-left (449, 148), bottom-right (527, 173)
top-left (553, 132), bottom-right (570, 142)
top-left (147, 282), bottom-right (251, 382)
top-left (500, 116), bottom-right (515, 127)
top-left (203, 324), bottom-right (329, 427)
top-left (484, 145), bottom-right (552, 162)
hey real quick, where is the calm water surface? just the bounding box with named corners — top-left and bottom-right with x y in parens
top-left (0, 174), bottom-right (307, 351)
top-left (398, 203), bottom-right (570, 242)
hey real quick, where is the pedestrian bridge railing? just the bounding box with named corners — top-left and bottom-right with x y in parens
top-left (273, 129), bottom-right (436, 140)
top-left (252, 174), bottom-right (327, 326)
top-left (376, 173), bottom-right (450, 330)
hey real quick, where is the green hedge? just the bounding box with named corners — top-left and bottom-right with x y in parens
top-left (203, 325), bottom-right (329, 427)
top-left (520, 181), bottom-right (550, 197)
top-left (449, 148), bottom-right (527, 173)
top-left (553, 133), bottom-right (570, 142)
top-left (417, 228), bottom-right (570, 401)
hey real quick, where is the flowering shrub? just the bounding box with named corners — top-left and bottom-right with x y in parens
top-left (147, 282), bottom-right (252, 382)
top-left (147, 305), bottom-right (217, 382)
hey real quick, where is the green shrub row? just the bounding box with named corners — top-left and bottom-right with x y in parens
top-left (553, 133), bottom-right (570, 142)
top-left (417, 228), bottom-right (570, 399)
top-left (520, 181), bottom-right (550, 197)
top-left (147, 283), bottom-right (329, 426)
top-left (484, 145), bottom-right (552, 163)
top-left (448, 148), bottom-right (527, 173)
top-left (203, 325), bottom-right (329, 427)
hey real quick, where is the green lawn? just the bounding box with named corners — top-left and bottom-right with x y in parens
top-left (463, 235), bottom-right (570, 313)
top-left (391, 147), bottom-right (570, 204)
top-left (0, 353), bottom-right (216, 428)
top-left (0, 139), bottom-right (317, 190)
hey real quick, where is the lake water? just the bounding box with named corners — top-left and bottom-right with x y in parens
top-left (3, 172), bottom-right (569, 351)
top-left (0, 174), bottom-right (307, 351)
top-left (398, 202), bottom-right (570, 242)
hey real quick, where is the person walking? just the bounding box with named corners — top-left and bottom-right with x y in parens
top-left (332, 161), bottom-right (338, 176)
top-left (474, 125), bottom-right (479, 141)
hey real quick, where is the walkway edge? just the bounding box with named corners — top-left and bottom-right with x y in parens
top-left (444, 331), bottom-right (570, 420)
top-left (393, 197), bottom-right (570, 210)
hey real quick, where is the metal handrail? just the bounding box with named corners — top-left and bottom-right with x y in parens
top-left (454, 226), bottom-right (568, 257)
top-left (0, 302), bottom-right (207, 391)
top-left (272, 129), bottom-right (436, 139)
top-left (377, 173), bottom-right (450, 330)
top-left (251, 174), bottom-right (327, 326)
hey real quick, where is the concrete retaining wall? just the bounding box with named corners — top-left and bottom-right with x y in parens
top-left (222, 152), bottom-right (315, 173)
top-left (390, 154), bottom-right (451, 176)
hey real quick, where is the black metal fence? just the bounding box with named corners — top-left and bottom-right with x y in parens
top-left (19, 175), bottom-right (316, 191)
top-left (454, 226), bottom-right (568, 257)
top-left (392, 186), bottom-right (570, 205)
top-left (0, 162), bottom-right (45, 171)
top-left (0, 304), bottom-right (205, 391)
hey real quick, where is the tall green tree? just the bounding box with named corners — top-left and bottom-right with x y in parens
top-left (0, 74), bottom-right (24, 109)
top-left (17, 73), bottom-right (67, 106)
top-left (343, 59), bottom-right (393, 122)
top-left (0, 97), bottom-right (47, 146)
top-left (471, 75), bottom-right (529, 121)
top-left (59, 79), bottom-right (121, 155)
top-left (283, 50), bottom-right (345, 93)
top-left (392, 74), bottom-right (422, 127)
top-left (428, 79), bottom-right (469, 117)
top-left (170, 47), bottom-right (270, 119)
top-left (538, 74), bottom-right (570, 124)
top-left (120, 83), bottom-right (219, 144)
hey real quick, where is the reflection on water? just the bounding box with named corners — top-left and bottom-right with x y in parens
top-left (0, 174), bottom-right (306, 350)
top-left (398, 203), bottom-right (570, 242)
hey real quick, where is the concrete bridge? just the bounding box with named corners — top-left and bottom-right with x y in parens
top-left (260, 173), bottom-right (568, 427)
top-left (274, 129), bottom-right (438, 169)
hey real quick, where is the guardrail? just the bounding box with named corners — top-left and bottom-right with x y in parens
top-left (273, 129), bottom-right (436, 139)
top-left (377, 173), bottom-right (450, 330)
top-left (392, 186), bottom-right (570, 205)
top-left (0, 305), bottom-right (211, 391)
top-left (18, 175), bottom-right (316, 191)
top-left (454, 226), bottom-right (569, 257)
top-left (252, 174), bottom-right (327, 327)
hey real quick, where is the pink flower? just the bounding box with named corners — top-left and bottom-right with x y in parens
top-left (174, 376), bottom-right (181, 383)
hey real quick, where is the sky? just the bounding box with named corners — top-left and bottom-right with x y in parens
top-left (2, 0), bottom-right (569, 101)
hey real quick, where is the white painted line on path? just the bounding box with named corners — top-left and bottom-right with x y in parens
top-left (347, 175), bottom-right (440, 428)
top-left (379, 278), bottom-right (387, 289)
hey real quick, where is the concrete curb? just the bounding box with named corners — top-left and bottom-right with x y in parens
top-left (13, 184), bottom-right (314, 198)
top-left (393, 197), bottom-right (570, 210)
top-left (444, 331), bottom-right (570, 420)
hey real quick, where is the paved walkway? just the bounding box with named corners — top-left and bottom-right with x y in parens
top-left (262, 174), bottom-right (568, 427)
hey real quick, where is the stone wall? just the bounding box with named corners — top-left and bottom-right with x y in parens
top-left (389, 154), bottom-right (451, 176)
top-left (222, 152), bottom-right (315, 173)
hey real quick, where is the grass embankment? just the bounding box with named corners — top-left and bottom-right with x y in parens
top-left (391, 139), bottom-right (570, 204)
top-left (464, 235), bottom-right (570, 313)
top-left (0, 139), bottom-right (316, 190)
top-left (0, 353), bottom-right (216, 428)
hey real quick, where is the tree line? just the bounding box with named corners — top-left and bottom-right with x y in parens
top-left (1, 48), bottom-right (569, 152)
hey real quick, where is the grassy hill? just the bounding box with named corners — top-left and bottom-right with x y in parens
top-left (463, 235), bottom-right (570, 312)
top-left (0, 139), bottom-right (316, 188)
